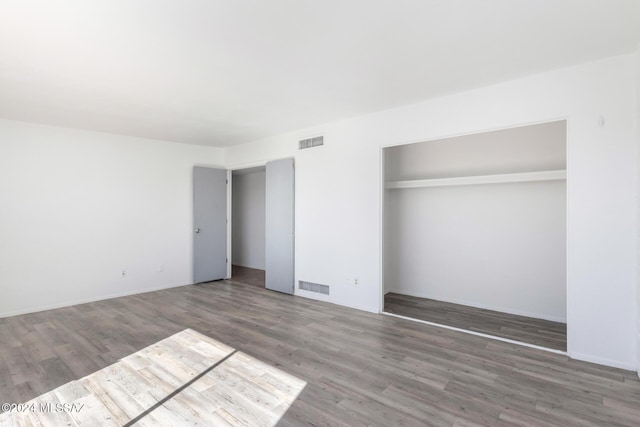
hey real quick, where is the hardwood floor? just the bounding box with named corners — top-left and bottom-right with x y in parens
top-left (384, 293), bottom-right (567, 351)
top-left (0, 281), bottom-right (638, 426)
top-left (232, 265), bottom-right (265, 288)
top-left (0, 329), bottom-right (304, 426)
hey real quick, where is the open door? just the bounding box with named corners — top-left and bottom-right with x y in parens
top-left (193, 166), bottom-right (227, 283)
top-left (265, 158), bottom-right (295, 294)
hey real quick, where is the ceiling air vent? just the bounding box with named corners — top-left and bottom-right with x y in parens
top-left (299, 136), bottom-right (324, 150)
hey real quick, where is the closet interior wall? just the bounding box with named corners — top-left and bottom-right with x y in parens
top-left (384, 121), bottom-right (567, 322)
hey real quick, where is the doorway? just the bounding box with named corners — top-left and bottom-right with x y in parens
top-left (231, 166), bottom-right (266, 288)
top-left (382, 120), bottom-right (568, 351)
top-left (229, 158), bottom-right (295, 295)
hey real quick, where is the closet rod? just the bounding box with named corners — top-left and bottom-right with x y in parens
top-left (385, 170), bottom-right (566, 189)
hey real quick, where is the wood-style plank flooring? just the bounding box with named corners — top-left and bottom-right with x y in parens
top-left (1, 281), bottom-right (638, 426)
top-left (232, 265), bottom-right (265, 288)
top-left (0, 329), bottom-right (304, 426)
top-left (385, 292), bottom-right (567, 351)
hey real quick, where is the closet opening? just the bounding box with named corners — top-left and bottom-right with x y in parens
top-left (382, 120), bottom-right (567, 351)
top-left (231, 166), bottom-right (266, 288)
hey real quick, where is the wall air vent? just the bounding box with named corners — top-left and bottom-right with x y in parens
top-left (298, 280), bottom-right (330, 295)
top-left (299, 136), bottom-right (324, 150)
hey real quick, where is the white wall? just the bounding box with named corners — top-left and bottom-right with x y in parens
top-left (225, 54), bottom-right (638, 370)
top-left (385, 182), bottom-right (566, 321)
top-left (0, 119), bottom-right (223, 317)
top-left (636, 43), bottom-right (640, 377)
top-left (231, 170), bottom-right (266, 269)
top-left (384, 121), bottom-right (567, 181)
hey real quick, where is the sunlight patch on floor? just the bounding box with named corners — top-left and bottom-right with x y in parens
top-left (0, 329), bottom-right (306, 426)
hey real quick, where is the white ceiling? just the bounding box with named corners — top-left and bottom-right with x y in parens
top-left (1, 1), bottom-right (639, 147)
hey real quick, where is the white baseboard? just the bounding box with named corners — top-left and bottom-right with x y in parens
top-left (568, 352), bottom-right (638, 372)
top-left (0, 281), bottom-right (192, 318)
top-left (387, 288), bottom-right (566, 323)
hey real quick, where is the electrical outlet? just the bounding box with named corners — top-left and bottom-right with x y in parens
top-left (121, 269), bottom-right (127, 278)
top-left (159, 264), bottom-right (164, 273)
top-left (354, 277), bottom-right (359, 287)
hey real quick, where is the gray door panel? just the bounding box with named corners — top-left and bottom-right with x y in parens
top-left (265, 158), bottom-right (295, 294)
top-left (193, 167), bottom-right (227, 283)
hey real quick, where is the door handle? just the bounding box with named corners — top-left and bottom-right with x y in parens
top-left (194, 228), bottom-right (201, 234)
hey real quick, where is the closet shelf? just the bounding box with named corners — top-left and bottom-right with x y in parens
top-left (385, 169), bottom-right (567, 189)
